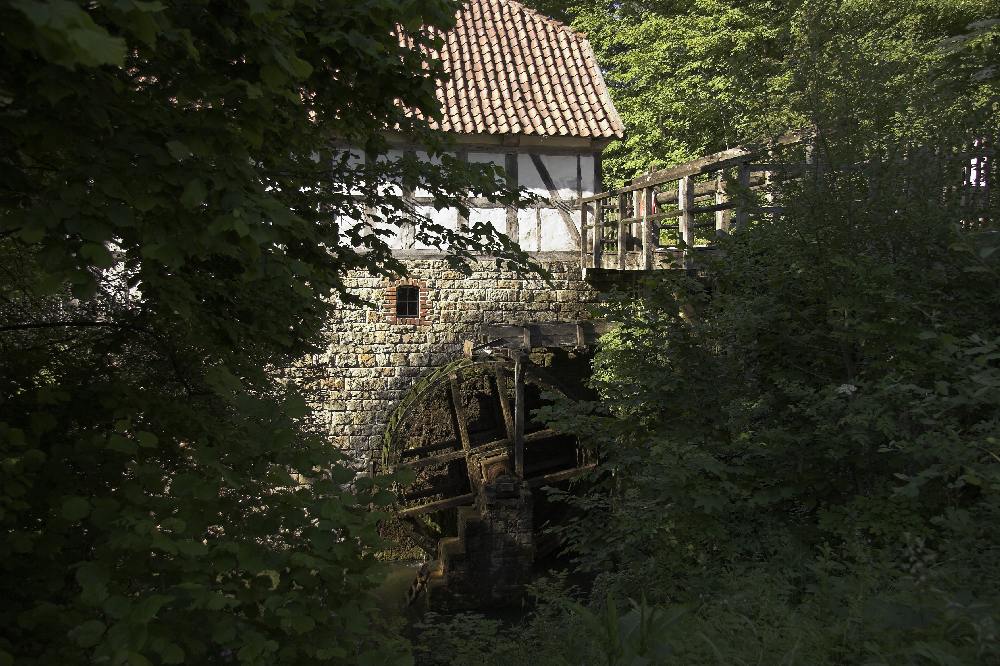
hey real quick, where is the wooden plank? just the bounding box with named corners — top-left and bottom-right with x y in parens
top-left (479, 322), bottom-right (614, 349)
top-left (655, 179), bottom-right (722, 204)
top-left (395, 449), bottom-right (466, 471)
top-left (592, 198), bottom-right (604, 267)
top-left (642, 186), bottom-right (654, 270)
top-left (630, 147), bottom-right (752, 191)
top-left (579, 131), bottom-right (804, 204)
top-left (656, 174), bottom-right (765, 206)
top-left (494, 369), bottom-right (515, 441)
top-left (617, 193), bottom-right (628, 268)
top-left (505, 152), bottom-right (518, 240)
top-left (398, 438), bottom-right (461, 459)
top-left (399, 493), bottom-right (475, 517)
top-left (678, 176), bottom-right (694, 267)
top-left (448, 375), bottom-right (478, 490)
top-left (688, 201), bottom-right (737, 215)
top-left (715, 173), bottom-right (729, 233)
top-left (526, 463), bottom-right (597, 488)
top-left (513, 353), bottom-right (525, 480)
top-left (734, 161), bottom-right (751, 230)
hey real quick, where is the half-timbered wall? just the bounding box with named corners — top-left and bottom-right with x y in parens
top-left (340, 148), bottom-right (599, 253)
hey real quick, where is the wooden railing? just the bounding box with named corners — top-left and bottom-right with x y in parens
top-left (578, 132), bottom-right (806, 271)
top-left (579, 131), bottom-right (995, 272)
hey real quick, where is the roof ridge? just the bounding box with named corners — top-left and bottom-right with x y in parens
top-left (480, 0), bottom-right (589, 42)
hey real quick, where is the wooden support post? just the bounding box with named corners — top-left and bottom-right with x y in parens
top-left (764, 148), bottom-right (776, 219)
top-left (580, 202), bottom-right (589, 269)
top-left (617, 193), bottom-right (628, 269)
top-left (633, 189), bottom-right (643, 252)
top-left (449, 375), bottom-right (477, 489)
top-left (592, 199), bottom-right (603, 268)
top-left (734, 161), bottom-right (751, 231)
top-left (513, 353), bottom-right (525, 481)
top-left (494, 369), bottom-right (515, 441)
top-left (678, 176), bottom-right (694, 266)
top-left (642, 186), bottom-right (654, 270)
top-left (715, 173), bottom-right (730, 233)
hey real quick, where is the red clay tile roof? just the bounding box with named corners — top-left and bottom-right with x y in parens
top-left (418, 0), bottom-right (624, 140)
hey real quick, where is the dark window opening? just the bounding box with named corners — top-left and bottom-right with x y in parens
top-left (396, 285), bottom-right (420, 318)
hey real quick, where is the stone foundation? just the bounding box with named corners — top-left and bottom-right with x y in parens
top-left (287, 252), bottom-right (599, 466)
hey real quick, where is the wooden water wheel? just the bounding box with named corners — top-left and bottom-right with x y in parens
top-left (378, 349), bottom-right (593, 556)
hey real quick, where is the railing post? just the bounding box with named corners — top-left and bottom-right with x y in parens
top-left (734, 161), bottom-right (751, 231)
top-left (592, 198), bottom-right (603, 268)
top-left (642, 186), bottom-right (654, 270)
top-left (715, 172), bottom-right (730, 234)
top-left (617, 192), bottom-right (628, 269)
top-left (678, 176), bottom-right (694, 267)
top-left (764, 147), bottom-right (776, 219)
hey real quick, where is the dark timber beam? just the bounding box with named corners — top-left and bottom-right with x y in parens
top-left (494, 369), bottom-right (515, 441)
top-left (513, 353), bottom-right (525, 480)
top-left (448, 374), bottom-right (478, 490)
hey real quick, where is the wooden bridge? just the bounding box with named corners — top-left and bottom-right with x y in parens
top-left (578, 132), bottom-right (805, 272)
top-left (578, 131), bottom-right (994, 272)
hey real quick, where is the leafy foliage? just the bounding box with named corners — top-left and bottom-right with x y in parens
top-left (0, 0), bottom-right (533, 664)
top-left (487, 0), bottom-right (1000, 664)
top-left (527, 0), bottom-right (995, 185)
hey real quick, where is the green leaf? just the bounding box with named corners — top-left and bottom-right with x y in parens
top-left (108, 433), bottom-right (137, 454)
top-left (61, 496), bottom-right (91, 521)
top-left (68, 619), bottom-right (106, 647)
top-left (80, 242), bottom-right (114, 268)
top-left (18, 225), bottom-right (45, 243)
top-left (125, 651), bottom-right (153, 666)
top-left (158, 643), bottom-right (185, 664)
top-left (166, 140), bottom-right (191, 161)
top-left (12, 0), bottom-right (127, 67)
top-left (135, 431), bottom-right (158, 448)
top-left (181, 179), bottom-right (208, 209)
top-left (284, 394), bottom-right (308, 419)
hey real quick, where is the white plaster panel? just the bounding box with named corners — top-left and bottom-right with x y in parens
top-left (579, 154), bottom-right (596, 196)
top-left (411, 205), bottom-right (459, 250)
top-left (369, 215), bottom-right (407, 251)
top-left (517, 153), bottom-right (548, 198)
top-left (414, 150), bottom-right (449, 198)
top-left (469, 207), bottom-right (508, 240)
top-left (542, 154), bottom-right (582, 200)
top-left (517, 208), bottom-right (540, 251)
top-left (539, 208), bottom-right (577, 251)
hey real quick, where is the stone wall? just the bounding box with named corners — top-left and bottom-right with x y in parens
top-left (290, 251), bottom-right (599, 466)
